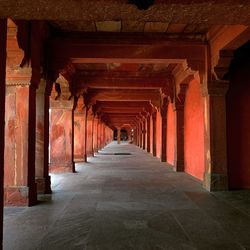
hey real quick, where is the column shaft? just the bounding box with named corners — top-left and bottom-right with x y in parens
top-left (203, 80), bottom-right (229, 191)
top-left (152, 112), bottom-right (157, 156)
top-left (0, 18), bottom-right (7, 249)
top-left (174, 105), bottom-right (185, 172)
top-left (49, 99), bottom-right (74, 173)
top-left (117, 128), bottom-right (121, 144)
top-left (146, 116), bottom-right (151, 153)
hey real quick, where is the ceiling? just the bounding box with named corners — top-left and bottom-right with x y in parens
top-left (5, 1), bottom-right (250, 129)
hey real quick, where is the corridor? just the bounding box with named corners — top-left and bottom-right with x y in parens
top-left (3, 142), bottom-right (250, 250)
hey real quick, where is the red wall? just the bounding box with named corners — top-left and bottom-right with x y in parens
top-left (156, 111), bottom-right (161, 158)
top-left (184, 79), bottom-right (205, 180)
top-left (227, 60), bottom-right (250, 189)
top-left (167, 103), bottom-right (175, 165)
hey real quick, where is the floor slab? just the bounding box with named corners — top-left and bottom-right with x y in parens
top-left (3, 142), bottom-right (250, 250)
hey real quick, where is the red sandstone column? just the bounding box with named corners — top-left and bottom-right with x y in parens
top-left (42, 76), bottom-right (55, 194)
top-left (102, 123), bottom-right (105, 148)
top-left (0, 18), bottom-right (7, 250)
top-left (49, 79), bottom-right (74, 173)
top-left (133, 127), bottom-right (137, 145)
top-left (97, 119), bottom-right (101, 150)
top-left (138, 122), bottom-right (141, 147)
top-left (152, 112), bottom-right (157, 157)
top-left (4, 21), bottom-right (40, 206)
top-left (135, 124), bottom-right (139, 146)
top-left (139, 118), bottom-right (143, 148)
top-left (117, 128), bottom-right (121, 144)
top-left (86, 108), bottom-right (94, 157)
top-left (142, 119), bottom-right (146, 150)
top-left (173, 85), bottom-right (187, 172)
top-left (173, 102), bottom-right (185, 172)
top-left (203, 80), bottom-right (229, 191)
top-left (93, 115), bottom-right (98, 153)
top-left (83, 105), bottom-right (88, 162)
top-left (146, 114), bottom-right (151, 153)
top-left (160, 98), bottom-right (169, 162)
top-left (73, 96), bottom-right (85, 162)
top-left (35, 79), bottom-right (51, 193)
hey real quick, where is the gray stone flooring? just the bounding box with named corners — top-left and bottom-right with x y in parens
top-left (3, 142), bottom-right (250, 250)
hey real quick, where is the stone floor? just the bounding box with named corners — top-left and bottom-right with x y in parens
top-left (3, 142), bottom-right (250, 250)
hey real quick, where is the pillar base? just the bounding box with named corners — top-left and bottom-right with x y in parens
top-left (35, 176), bottom-right (52, 194)
top-left (49, 162), bottom-right (74, 173)
top-left (74, 157), bottom-right (85, 163)
top-left (160, 155), bottom-right (166, 162)
top-left (203, 172), bottom-right (228, 191)
top-left (4, 185), bottom-right (37, 206)
top-left (174, 160), bottom-right (184, 172)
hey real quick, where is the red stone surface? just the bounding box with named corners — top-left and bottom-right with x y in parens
top-left (49, 108), bottom-right (74, 173)
top-left (167, 103), bottom-right (174, 166)
top-left (0, 19), bottom-right (7, 250)
top-left (4, 187), bottom-right (30, 206)
top-left (150, 116), bottom-right (153, 154)
top-left (4, 86), bottom-right (29, 187)
top-left (156, 111), bottom-right (161, 159)
top-left (74, 113), bottom-right (85, 162)
top-left (86, 115), bottom-right (94, 156)
top-left (184, 79), bottom-right (205, 181)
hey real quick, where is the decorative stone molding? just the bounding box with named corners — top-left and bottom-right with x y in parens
top-left (6, 80), bottom-right (31, 86)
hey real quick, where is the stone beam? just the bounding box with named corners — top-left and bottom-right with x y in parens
top-left (96, 101), bottom-right (151, 109)
top-left (87, 89), bottom-right (161, 108)
top-left (99, 108), bottom-right (145, 113)
top-left (75, 77), bottom-right (168, 90)
top-left (48, 35), bottom-right (206, 74)
top-left (73, 71), bottom-right (169, 90)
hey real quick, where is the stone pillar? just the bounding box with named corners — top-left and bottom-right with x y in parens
top-left (42, 77), bottom-right (55, 194)
top-left (4, 76), bottom-right (38, 206)
top-left (173, 103), bottom-right (185, 172)
top-left (146, 115), bottom-right (151, 153)
top-left (74, 96), bottom-right (85, 162)
top-left (83, 106), bottom-right (88, 162)
top-left (142, 119), bottom-right (146, 150)
top-left (49, 79), bottom-right (74, 173)
top-left (160, 98), bottom-right (168, 162)
top-left (4, 21), bottom-right (41, 206)
top-left (35, 79), bottom-right (51, 193)
top-left (0, 19), bottom-right (7, 249)
top-left (117, 128), bottom-right (121, 144)
top-left (102, 124), bottom-right (106, 147)
top-left (203, 80), bottom-right (229, 191)
top-left (139, 122), bottom-right (142, 147)
top-left (86, 108), bottom-right (94, 157)
top-left (93, 116), bottom-right (99, 153)
top-left (152, 112), bottom-right (157, 157)
top-left (173, 84), bottom-right (187, 172)
top-left (137, 125), bottom-right (140, 147)
top-left (97, 119), bottom-right (101, 150)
